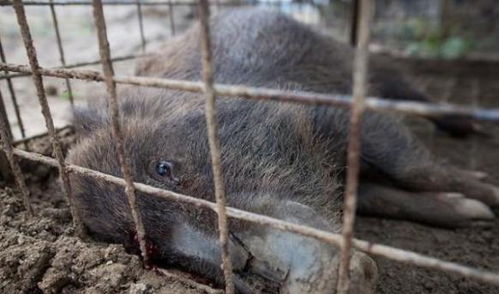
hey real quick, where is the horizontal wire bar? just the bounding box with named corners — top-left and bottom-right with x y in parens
top-left (0, 53), bottom-right (147, 80)
top-left (1, 61), bottom-right (499, 122)
top-left (10, 147), bottom-right (499, 286)
top-left (12, 125), bottom-right (72, 146)
top-left (0, 0), bottom-right (287, 6)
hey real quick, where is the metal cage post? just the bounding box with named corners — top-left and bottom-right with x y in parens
top-left (0, 88), bottom-right (33, 216)
top-left (337, 0), bottom-right (373, 293)
top-left (0, 36), bottom-right (27, 146)
top-left (11, 0), bottom-right (84, 234)
top-left (197, 0), bottom-right (235, 293)
top-left (91, 0), bottom-right (150, 265)
top-left (49, 0), bottom-right (75, 105)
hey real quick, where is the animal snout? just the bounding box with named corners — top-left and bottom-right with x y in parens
top-left (231, 200), bottom-right (378, 293)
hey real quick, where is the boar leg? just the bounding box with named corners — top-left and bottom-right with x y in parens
top-left (355, 111), bottom-right (499, 207)
top-left (357, 181), bottom-right (494, 227)
top-left (369, 64), bottom-right (484, 137)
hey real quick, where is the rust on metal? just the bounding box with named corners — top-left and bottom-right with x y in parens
top-left (13, 125), bottom-right (72, 147)
top-left (49, 0), bottom-right (75, 105)
top-left (2, 1), bottom-right (499, 289)
top-left (91, 0), bottom-right (149, 264)
top-left (11, 0), bottom-right (84, 235)
top-left (135, 0), bottom-right (147, 52)
top-left (2, 62), bottom-right (499, 122)
top-left (0, 53), bottom-right (148, 80)
top-left (0, 36), bottom-right (27, 145)
top-left (0, 89), bottom-right (33, 217)
top-left (0, 0), bottom-right (282, 6)
top-left (198, 0), bottom-right (235, 293)
top-left (168, 1), bottom-right (176, 36)
top-left (469, 79), bottom-right (480, 169)
top-left (349, 0), bottom-right (360, 46)
top-left (337, 0), bottom-right (373, 293)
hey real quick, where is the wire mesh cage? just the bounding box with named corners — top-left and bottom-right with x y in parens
top-left (0, 0), bottom-right (499, 293)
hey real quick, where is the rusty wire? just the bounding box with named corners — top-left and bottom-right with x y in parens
top-left (0, 0), bottom-right (190, 6)
top-left (13, 125), bottom-right (72, 147)
top-left (0, 0), bottom-right (286, 6)
top-left (413, 78), bottom-right (435, 147)
top-left (0, 89), bottom-right (33, 217)
top-left (0, 53), bottom-right (148, 80)
top-left (2, 62), bottom-right (499, 122)
top-left (197, 0), bottom-right (235, 292)
top-left (168, 1), bottom-right (176, 36)
top-left (349, 0), bottom-right (360, 46)
top-left (0, 89), bottom-right (12, 139)
top-left (0, 36), bottom-right (27, 146)
top-left (11, 0), bottom-right (85, 235)
top-left (337, 0), bottom-right (372, 293)
top-left (10, 147), bottom-right (499, 286)
top-left (469, 79), bottom-right (480, 170)
top-left (135, 0), bottom-right (147, 52)
top-left (2, 0), bottom-right (499, 290)
top-left (49, 0), bottom-right (75, 105)
top-left (91, 0), bottom-right (150, 265)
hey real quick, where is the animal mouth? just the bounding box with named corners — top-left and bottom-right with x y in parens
top-left (230, 232), bottom-right (289, 293)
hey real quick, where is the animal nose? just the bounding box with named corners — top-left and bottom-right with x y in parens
top-left (168, 202), bottom-right (377, 293)
top-left (230, 200), bottom-right (379, 293)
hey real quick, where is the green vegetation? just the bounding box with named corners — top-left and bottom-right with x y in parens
top-left (399, 18), bottom-right (472, 59)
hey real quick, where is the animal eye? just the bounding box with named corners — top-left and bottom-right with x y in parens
top-left (156, 161), bottom-right (173, 178)
top-left (149, 160), bottom-right (180, 185)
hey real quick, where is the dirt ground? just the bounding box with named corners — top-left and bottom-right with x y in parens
top-left (0, 129), bottom-right (220, 294)
top-left (1, 4), bottom-right (499, 294)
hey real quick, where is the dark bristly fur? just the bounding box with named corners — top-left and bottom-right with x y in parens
top-left (67, 8), bottom-right (498, 293)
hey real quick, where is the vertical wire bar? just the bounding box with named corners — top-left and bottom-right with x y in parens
top-left (442, 78), bottom-right (456, 103)
top-left (0, 86), bottom-right (11, 140)
top-left (349, 0), bottom-right (360, 46)
top-left (337, 0), bottom-right (373, 293)
top-left (49, 0), bottom-right (75, 106)
top-left (0, 35), bottom-right (28, 147)
top-left (11, 0), bottom-right (84, 235)
top-left (415, 78), bottom-right (435, 148)
top-left (135, 0), bottom-right (147, 52)
top-left (0, 88), bottom-right (33, 217)
top-left (0, 87), bottom-right (13, 183)
top-left (168, 1), bottom-right (176, 36)
top-left (469, 79), bottom-right (479, 170)
top-left (197, 1), bottom-right (235, 293)
top-left (91, 0), bottom-right (149, 265)
top-left (0, 86), bottom-right (13, 182)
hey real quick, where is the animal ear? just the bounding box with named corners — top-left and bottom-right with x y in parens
top-left (72, 106), bottom-right (107, 136)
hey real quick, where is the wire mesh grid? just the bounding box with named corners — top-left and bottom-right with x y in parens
top-left (0, 0), bottom-right (499, 293)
